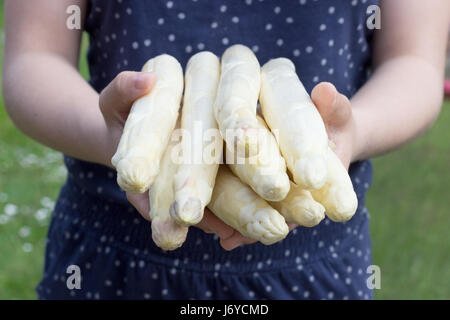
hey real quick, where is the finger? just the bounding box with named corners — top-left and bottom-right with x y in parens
top-left (196, 208), bottom-right (235, 240)
top-left (220, 231), bottom-right (257, 251)
top-left (288, 223), bottom-right (298, 231)
top-left (126, 191), bottom-right (151, 221)
top-left (99, 71), bottom-right (156, 116)
top-left (311, 82), bottom-right (352, 127)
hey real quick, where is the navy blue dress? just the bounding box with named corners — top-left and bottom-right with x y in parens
top-left (37, 0), bottom-right (377, 300)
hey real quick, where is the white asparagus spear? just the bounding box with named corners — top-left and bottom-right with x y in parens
top-left (214, 44), bottom-right (261, 159)
top-left (260, 58), bottom-right (328, 190)
top-left (149, 121), bottom-right (189, 251)
top-left (269, 182), bottom-right (325, 227)
top-left (227, 115), bottom-right (290, 201)
top-left (171, 51), bottom-right (222, 226)
top-left (208, 165), bottom-right (289, 245)
top-left (310, 147), bottom-right (358, 222)
top-left (112, 54), bottom-right (184, 194)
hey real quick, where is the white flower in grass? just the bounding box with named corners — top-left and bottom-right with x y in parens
top-left (35, 208), bottom-right (50, 221)
top-left (19, 226), bottom-right (31, 238)
top-left (40, 197), bottom-right (55, 209)
top-left (4, 203), bottom-right (18, 216)
top-left (22, 242), bottom-right (33, 253)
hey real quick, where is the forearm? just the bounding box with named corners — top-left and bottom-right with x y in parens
top-left (351, 54), bottom-right (444, 161)
top-left (2, 52), bottom-right (110, 166)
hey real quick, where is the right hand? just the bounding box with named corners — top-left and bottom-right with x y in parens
top-left (99, 71), bottom-right (254, 250)
top-left (99, 71), bottom-right (157, 164)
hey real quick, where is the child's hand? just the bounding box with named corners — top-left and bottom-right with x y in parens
top-left (101, 75), bottom-right (354, 252)
top-left (311, 82), bottom-right (356, 169)
top-left (221, 82), bottom-right (356, 251)
top-left (99, 72), bottom-right (249, 249)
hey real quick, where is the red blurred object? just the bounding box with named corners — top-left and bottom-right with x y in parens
top-left (445, 79), bottom-right (450, 97)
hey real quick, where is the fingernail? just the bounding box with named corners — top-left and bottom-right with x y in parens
top-left (134, 72), bottom-right (153, 90)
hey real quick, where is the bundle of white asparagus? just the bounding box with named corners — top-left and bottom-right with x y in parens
top-left (112, 45), bottom-right (358, 251)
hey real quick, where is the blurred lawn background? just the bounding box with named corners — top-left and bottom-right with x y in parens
top-left (0, 3), bottom-right (449, 300)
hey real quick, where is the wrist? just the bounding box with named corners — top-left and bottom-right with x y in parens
top-left (81, 106), bottom-right (116, 168)
top-left (349, 106), bottom-right (368, 162)
top-left (97, 118), bottom-right (116, 168)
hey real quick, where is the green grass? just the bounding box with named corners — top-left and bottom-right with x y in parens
top-left (368, 103), bottom-right (450, 299)
top-left (0, 4), bottom-right (449, 299)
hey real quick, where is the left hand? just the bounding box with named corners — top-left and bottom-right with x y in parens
top-left (221, 82), bottom-right (356, 251)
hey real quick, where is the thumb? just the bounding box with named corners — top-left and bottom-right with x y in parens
top-left (100, 71), bottom-right (156, 117)
top-left (311, 82), bottom-right (351, 128)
